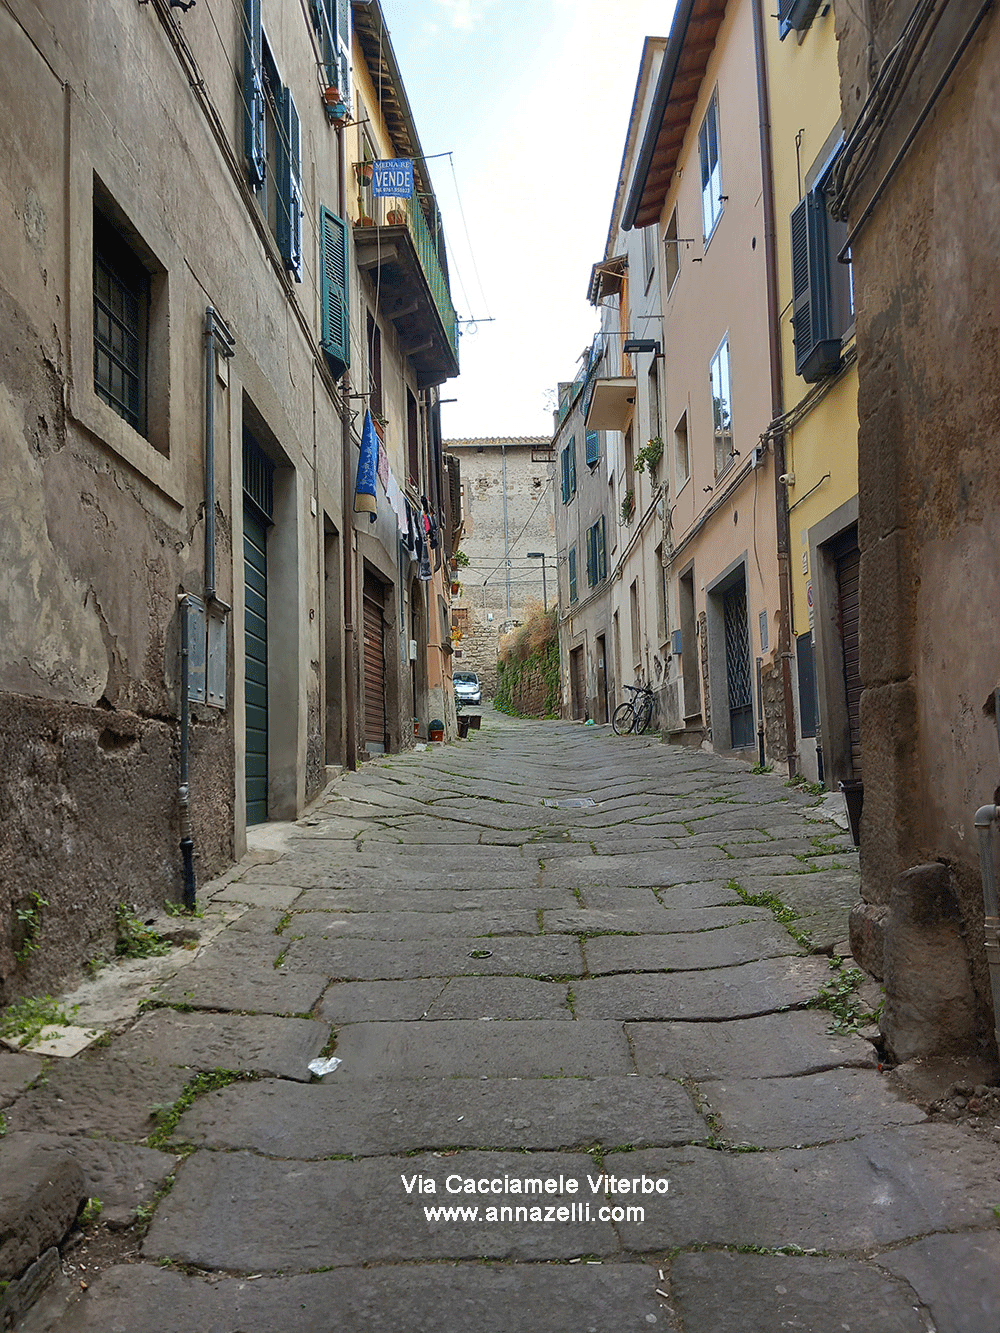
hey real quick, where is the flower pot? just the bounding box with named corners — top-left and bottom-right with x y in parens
top-left (413, 718), bottom-right (419, 737)
top-left (354, 161), bottom-right (373, 183)
top-left (467, 714), bottom-right (481, 730)
top-left (386, 209), bottom-right (407, 225)
top-left (429, 727), bottom-right (444, 743)
top-left (457, 716), bottom-right (470, 739)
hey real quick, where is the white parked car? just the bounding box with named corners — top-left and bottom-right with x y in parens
top-left (453, 671), bottom-right (482, 706)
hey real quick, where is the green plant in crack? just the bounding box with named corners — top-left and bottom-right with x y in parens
top-left (785, 773), bottom-right (825, 796)
top-left (808, 962), bottom-right (874, 1034)
top-left (146, 1069), bottom-right (257, 1149)
top-left (164, 898), bottom-right (205, 918)
top-left (0, 994), bottom-right (78, 1048)
top-left (14, 891), bottom-right (48, 964)
top-left (79, 1197), bottom-right (103, 1226)
top-left (115, 905), bottom-right (170, 959)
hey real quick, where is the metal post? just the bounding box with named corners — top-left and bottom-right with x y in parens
top-left (540, 555), bottom-right (547, 612)
top-left (500, 440), bottom-right (511, 621)
top-left (975, 803), bottom-right (1000, 1062)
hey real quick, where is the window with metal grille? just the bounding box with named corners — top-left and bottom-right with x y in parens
top-left (93, 214), bottom-right (148, 435)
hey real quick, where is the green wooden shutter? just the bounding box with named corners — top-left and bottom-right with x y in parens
top-left (791, 191), bottom-right (839, 382)
top-left (320, 206), bottom-right (350, 375)
top-left (585, 430), bottom-right (599, 466)
top-left (561, 446), bottom-right (570, 503)
top-left (586, 525), bottom-right (594, 586)
top-left (569, 437), bottom-right (577, 495)
top-left (568, 547), bottom-right (578, 602)
top-left (597, 516), bottom-right (606, 581)
top-left (277, 89), bottom-right (302, 280)
top-left (242, 0), bottom-right (265, 186)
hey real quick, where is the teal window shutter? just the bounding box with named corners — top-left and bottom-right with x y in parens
top-left (585, 430), bottom-right (599, 466)
top-left (791, 191), bottom-right (839, 382)
top-left (320, 206), bottom-right (349, 375)
top-left (569, 437), bottom-right (577, 495)
top-left (277, 89), bottom-right (302, 280)
top-left (597, 516), bottom-right (606, 580)
top-left (568, 547), bottom-right (578, 603)
top-left (242, 0), bottom-right (265, 186)
top-left (586, 526), bottom-right (594, 587)
top-left (561, 446), bottom-right (570, 503)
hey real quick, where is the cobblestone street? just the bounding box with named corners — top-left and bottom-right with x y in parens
top-left (4, 711), bottom-right (1000, 1331)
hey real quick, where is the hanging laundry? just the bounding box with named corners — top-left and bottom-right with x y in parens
top-left (354, 412), bottom-right (378, 523)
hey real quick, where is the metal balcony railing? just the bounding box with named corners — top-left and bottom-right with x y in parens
top-left (393, 199), bottom-right (459, 359)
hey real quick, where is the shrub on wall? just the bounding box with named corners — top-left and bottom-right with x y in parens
top-left (494, 602), bottom-right (560, 718)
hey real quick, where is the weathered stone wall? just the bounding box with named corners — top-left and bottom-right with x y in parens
top-left (834, 0), bottom-right (1000, 1052)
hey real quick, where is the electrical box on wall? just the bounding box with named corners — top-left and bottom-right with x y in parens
top-left (409, 639), bottom-right (417, 661)
top-left (671, 629), bottom-right (683, 655)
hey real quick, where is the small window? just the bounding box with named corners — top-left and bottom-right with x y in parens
top-left (710, 338), bottom-right (734, 477)
top-left (664, 208), bottom-right (680, 294)
top-left (93, 214), bottom-right (148, 436)
top-left (698, 90), bottom-right (723, 241)
top-left (642, 225), bottom-right (656, 289)
top-left (568, 546), bottom-right (578, 603)
top-left (674, 410), bottom-right (690, 488)
top-left (585, 429), bottom-right (600, 467)
top-left (561, 437), bottom-right (577, 503)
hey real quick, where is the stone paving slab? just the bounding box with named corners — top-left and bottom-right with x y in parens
top-left (574, 955), bottom-right (831, 1021)
top-left (39, 1260), bottom-right (665, 1332)
top-left (332, 1019), bottom-right (634, 1079)
top-left (3, 1055), bottom-right (192, 1142)
top-left (423, 976), bottom-right (573, 1020)
top-left (287, 909), bottom-right (541, 940)
top-left (348, 845), bottom-right (536, 871)
top-left (250, 863), bottom-right (540, 892)
top-left (615, 1125), bottom-right (1000, 1252)
top-left (0, 1138), bottom-right (85, 1281)
top-left (582, 922), bottom-right (800, 975)
top-left (627, 1012), bottom-right (872, 1081)
top-left (0, 1050), bottom-right (44, 1106)
top-left (285, 934), bottom-right (584, 980)
top-left (317, 979), bottom-right (447, 1023)
top-left (10, 1133), bottom-right (177, 1228)
top-left (876, 1231), bottom-right (1000, 1333)
top-left (178, 1075), bottom-right (707, 1157)
top-left (145, 1150), bottom-right (621, 1269)
top-left (293, 886), bottom-right (579, 913)
top-left (208, 881), bottom-right (303, 909)
top-left (542, 905), bottom-right (769, 935)
top-left (584, 832), bottom-right (690, 852)
top-left (113, 1011), bottom-right (329, 1082)
top-left (155, 957), bottom-right (329, 1015)
top-left (703, 1068), bottom-right (926, 1147)
top-left (542, 853), bottom-right (733, 889)
top-left (669, 1251), bottom-right (927, 1333)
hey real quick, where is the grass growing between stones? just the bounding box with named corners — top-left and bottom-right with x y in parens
top-left (808, 958), bottom-right (877, 1035)
top-left (115, 905), bottom-right (171, 959)
top-left (146, 1069), bottom-right (259, 1150)
top-left (726, 878), bottom-right (815, 952)
top-left (0, 994), bottom-right (78, 1048)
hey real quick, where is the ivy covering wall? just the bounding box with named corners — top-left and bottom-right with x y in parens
top-left (493, 605), bottom-right (560, 719)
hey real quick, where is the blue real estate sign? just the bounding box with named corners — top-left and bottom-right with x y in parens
top-left (372, 159), bottom-right (414, 198)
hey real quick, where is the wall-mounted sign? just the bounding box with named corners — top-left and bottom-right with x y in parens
top-left (373, 159), bottom-right (413, 198)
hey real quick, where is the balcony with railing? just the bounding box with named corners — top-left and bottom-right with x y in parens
top-left (353, 197), bottom-right (459, 389)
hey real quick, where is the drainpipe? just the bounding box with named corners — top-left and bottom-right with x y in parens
top-left (752, 0), bottom-right (797, 777)
top-left (178, 593), bottom-right (196, 909)
top-left (336, 117), bottom-right (358, 772)
top-left (975, 803), bottom-right (1000, 1062)
top-left (204, 307), bottom-right (235, 602)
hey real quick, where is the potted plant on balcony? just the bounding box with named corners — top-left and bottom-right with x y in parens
top-left (620, 489), bottom-right (635, 525)
top-left (634, 436), bottom-right (664, 476)
top-left (354, 160), bottom-right (373, 185)
top-left (386, 206), bottom-right (407, 225)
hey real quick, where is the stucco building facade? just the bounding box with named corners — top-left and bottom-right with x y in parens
top-left (444, 437), bottom-right (555, 697)
top-left (0, 0), bottom-right (458, 1000)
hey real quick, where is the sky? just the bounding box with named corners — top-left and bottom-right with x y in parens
top-left (377, 0), bottom-right (676, 442)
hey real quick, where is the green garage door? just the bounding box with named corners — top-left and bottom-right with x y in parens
top-left (244, 503), bottom-right (269, 824)
top-left (243, 433), bottom-right (274, 826)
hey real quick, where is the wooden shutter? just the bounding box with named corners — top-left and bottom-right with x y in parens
top-left (569, 437), bottom-right (577, 495)
top-left (561, 446), bottom-right (570, 503)
top-left (791, 191), bottom-right (839, 382)
top-left (585, 430), bottom-right (599, 466)
top-left (320, 206), bottom-right (349, 375)
top-left (568, 547), bottom-right (577, 602)
top-left (586, 526), bottom-right (595, 587)
top-left (277, 89), bottom-right (302, 280)
top-left (242, 0), bottom-right (265, 186)
top-left (596, 516), bottom-right (606, 581)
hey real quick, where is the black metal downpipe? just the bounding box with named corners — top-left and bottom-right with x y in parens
top-left (178, 592), bottom-right (196, 909)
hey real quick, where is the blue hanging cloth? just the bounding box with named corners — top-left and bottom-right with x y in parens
top-left (354, 411), bottom-right (378, 523)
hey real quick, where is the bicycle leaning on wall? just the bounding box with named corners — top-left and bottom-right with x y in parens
top-left (611, 683), bottom-right (655, 736)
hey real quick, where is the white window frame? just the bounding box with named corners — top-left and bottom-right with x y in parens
top-left (698, 90), bottom-right (724, 243)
